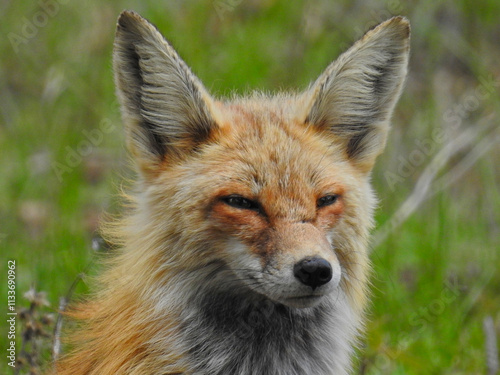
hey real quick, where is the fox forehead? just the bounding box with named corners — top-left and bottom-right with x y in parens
top-left (214, 97), bottom-right (354, 182)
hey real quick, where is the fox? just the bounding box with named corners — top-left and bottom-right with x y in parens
top-left (53, 10), bottom-right (410, 375)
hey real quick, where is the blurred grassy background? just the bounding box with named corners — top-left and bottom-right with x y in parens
top-left (1, 0), bottom-right (499, 373)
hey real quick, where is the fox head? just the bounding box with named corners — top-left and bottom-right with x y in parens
top-left (112, 11), bottom-right (410, 311)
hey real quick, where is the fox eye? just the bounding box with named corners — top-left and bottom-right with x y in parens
top-left (222, 195), bottom-right (260, 211)
top-left (317, 194), bottom-right (339, 208)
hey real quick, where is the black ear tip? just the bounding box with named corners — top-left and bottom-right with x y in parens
top-left (387, 16), bottom-right (411, 38)
top-left (117, 10), bottom-right (143, 30)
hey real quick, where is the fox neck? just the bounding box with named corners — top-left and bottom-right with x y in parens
top-left (162, 263), bottom-right (360, 375)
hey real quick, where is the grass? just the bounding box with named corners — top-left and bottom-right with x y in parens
top-left (1, 0), bottom-right (499, 373)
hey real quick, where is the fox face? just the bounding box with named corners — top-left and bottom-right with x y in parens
top-left (189, 107), bottom-right (369, 309)
top-left (113, 11), bottom-right (409, 315)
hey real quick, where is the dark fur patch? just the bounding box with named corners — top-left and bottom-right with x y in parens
top-left (183, 289), bottom-right (332, 374)
top-left (346, 129), bottom-right (370, 159)
top-left (371, 53), bottom-right (399, 97)
top-left (129, 46), bottom-right (167, 157)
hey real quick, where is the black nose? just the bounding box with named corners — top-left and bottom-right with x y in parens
top-left (293, 257), bottom-right (333, 289)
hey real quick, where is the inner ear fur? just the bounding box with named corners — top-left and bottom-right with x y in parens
top-left (113, 10), bottom-right (218, 173)
top-left (305, 16), bottom-right (410, 173)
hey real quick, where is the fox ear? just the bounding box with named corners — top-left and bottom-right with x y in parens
top-left (113, 11), bottom-right (217, 174)
top-left (305, 16), bottom-right (410, 174)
